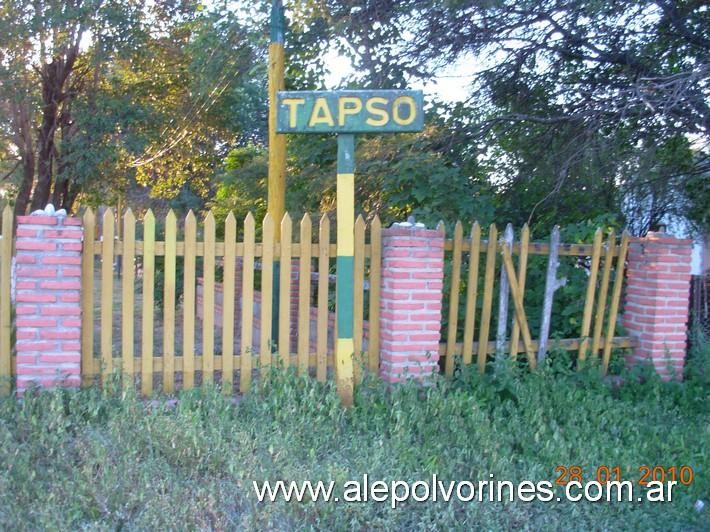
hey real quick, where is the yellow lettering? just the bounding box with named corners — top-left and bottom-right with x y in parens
top-left (308, 97), bottom-right (335, 127)
top-left (365, 97), bottom-right (389, 127)
top-left (392, 96), bottom-right (416, 126)
top-left (282, 98), bottom-right (305, 128)
top-left (338, 97), bottom-right (363, 126)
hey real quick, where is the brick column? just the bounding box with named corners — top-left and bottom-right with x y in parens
top-left (622, 232), bottom-right (692, 380)
top-left (14, 213), bottom-right (83, 393)
top-left (379, 224), bottom-right (444, 382)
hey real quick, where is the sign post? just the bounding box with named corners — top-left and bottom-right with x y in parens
top-left (268, 1), bottom-right (286, 347)
top-left (276, 90), bottom-right (424, 406)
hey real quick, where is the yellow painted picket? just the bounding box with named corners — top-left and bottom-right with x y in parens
top-left (78, 209), bottom-right (380, 395)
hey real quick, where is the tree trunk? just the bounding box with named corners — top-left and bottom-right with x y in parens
top-left (31, 61), bottom-right (60, 211)
top-left (10, 102), bottom-right (35, 217)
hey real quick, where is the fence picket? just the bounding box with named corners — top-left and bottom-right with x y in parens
top-left (602, 232), bottom-right (630, 374)
top-left (496, 224), bottom-right (514, 356)
top-left (591, 230), bottom-right (615, 358)
top-left (316, 215), bottom-right (330, 381)
top-left (462, 222), bottom-right (481, 366)
top-left (353, 215), bottom-right (366, 380)
top-left (240, 213), bottom-right (255, 392)
top-left (81, 208), bottom-right (95, 386)
top-left (100, 208), bottom-right (115, 384)
top-left (298, 214), bottom-right (312, 375)
top-left (163, 210), bottom-right (177, 392)
top-left (202, 212), bottom-right (216, 385)
top-left (368, 216), bottom-right (382, 373)
top-left (279, 214), bottom-right (292, 365)
top-left (509, 224), bottom-right (530, 357)
top-left (260, 214), bottom-right (275, 373)
top-left (501, 245), bottom-right (536, 368)
top-left (141, 210), bottom-right (155, 395)
top-left (445, 221), bottom-right (463, 376)
top-left (577, 228), bottom-right (603, 362)
top-left (477, 224), bottom-right (498, 373)
top-left (0, 206), bottom-right (14, 395)
top-left (221, 213), bottom-right (237, 394)
top-left (121, 209), bottom-right (135, 388)
top-left (182, 211), bottom-right (197, 389)
top-left (538, 226), bottom-right (562, 362)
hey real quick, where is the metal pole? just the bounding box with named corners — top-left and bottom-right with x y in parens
top-left (336, 134), bottom-right (355, 406)
top-left (268, 0), bottom-right (287, 349)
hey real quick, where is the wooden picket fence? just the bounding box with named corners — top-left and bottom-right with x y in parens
top-left (0, 207), bottom-right (13, 395)
top-left (439, 221), bottom-right (631, 375)
top-left (81, 208), bottom-right (382, 395)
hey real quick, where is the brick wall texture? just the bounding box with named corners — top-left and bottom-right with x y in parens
top-left (379, 226), bottom-right (444, 382)
top-left (622, 232), bottom-right (692, 380)
top-left (14, 215), bottom-right (83, 393)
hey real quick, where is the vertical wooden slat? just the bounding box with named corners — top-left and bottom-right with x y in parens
top-left (182, 211), bottom-right (197, 390)
top-left (202, 212), bottom-right (216, 385)
top-left (509, 224), bottom-right (530, 357)
top-left (538, 226), bottom-right (562, 362)
top-left (602, 232), bottom-right (630, 374)
top-left (591, 230), bottom-right (615, 358)
top-left (501, 245), bottom-right (537, 368)
top-left (445, 221), bottom-right (463, 377)
top-left (477, 224), bottom-right (498, 373)
top-left (462, 222), bottom-right (481, 366)
top-left (240, 213), bottom-right (256, 392)
top-left (297, 214), bottom-right (312, 375)
top-left (278, 213), bottom-right (292, 366)
top-left (100, 208), bottom-right (115, 385)
top-left (577, 228), bottom-right (603, 362)
top-left (141, 210), bottom-right (155, 396)
top-left (352, 215), bottom-right (366, 380)
top-left (316, 214), bottom-right (330, 381)
top-left (496, 223), bottom-right (514, 356)
top-left (367, 215), bottom-right (381, 373)
top-left (121, 209), bottom-right (135, 388)
top-left (260, 214), bottom-right (275, 373)
top-left (81, 208), bottom-right (95, 387)
top-left (163, 210), bottom-right (177, 393)
top-left (0, 206), bottom-right (14, 395)
top-left (221, 212), bottom-right (237, 395)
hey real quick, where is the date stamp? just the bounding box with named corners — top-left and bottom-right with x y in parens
top-left (555, 465), bottom-right (695, 486)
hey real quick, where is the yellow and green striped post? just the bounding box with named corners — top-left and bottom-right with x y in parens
top-left (336, 134), bottom-right (356, 406)
top-left (268, 0), bottom-right (287, 348)
top-left (274, 90), bottom-right (424, 405)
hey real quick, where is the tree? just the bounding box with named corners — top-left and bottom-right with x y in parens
top-left (0, 0), bottom-right (148, 215)
top-left (0, 0), bottom-right (266, 215)
top-left (290, 0), bottom-right (710, 233)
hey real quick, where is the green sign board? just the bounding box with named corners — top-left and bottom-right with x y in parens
top-left (276, 90), bottom-right (424, 134)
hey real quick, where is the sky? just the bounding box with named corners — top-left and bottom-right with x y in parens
top-left (321, 48), bottom-right (476, 104)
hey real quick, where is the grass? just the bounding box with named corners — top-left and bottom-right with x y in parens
top-left (0, 338), bottom-right (708, 530)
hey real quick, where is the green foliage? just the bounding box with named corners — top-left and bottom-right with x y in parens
top-left (209, 145), bottom-right (268, 233)
top-left (0, 361), bottom-right (707, 529)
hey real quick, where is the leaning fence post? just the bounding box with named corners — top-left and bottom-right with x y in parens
top-left (537, 226), bottom-right (566, 362)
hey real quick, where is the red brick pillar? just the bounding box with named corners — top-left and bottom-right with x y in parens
top-left (379, 224), bottom-right (444, 382)
top-left (622, 232), bottom-right (692, 380)
top-left (14, 213), bottom-right (83, 393)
